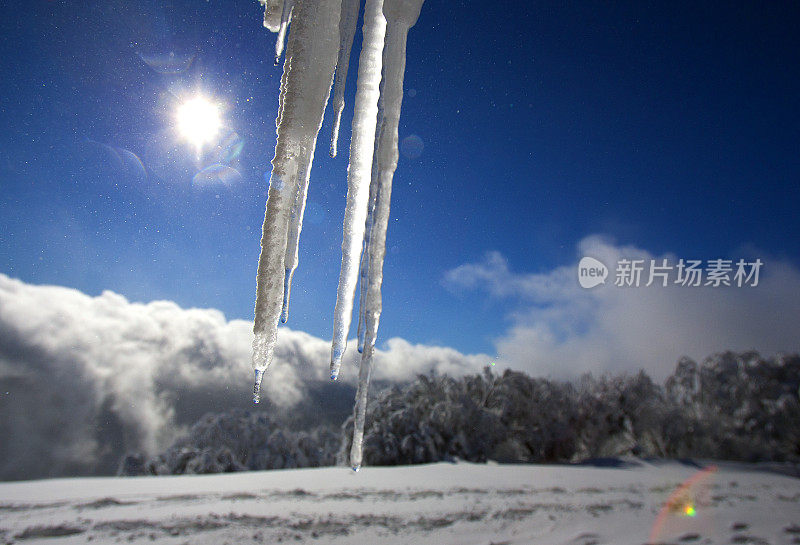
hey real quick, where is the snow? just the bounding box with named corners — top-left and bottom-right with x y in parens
top-left (2, 460), bottom-right (799, 544)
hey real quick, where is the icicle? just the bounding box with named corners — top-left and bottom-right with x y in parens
top-left (252, 168), bottom-right (297, 388)
top-left (253, 0), bottom-right (342, 390)
top-left (275, 0), bottom-right (294, 63)
top-left (330, 0), bottom-right (387, 381)
top-left (356, 88), bottom-right (385, 353)
top-left (349, 0), bottom-right (425, 470)
top-left (275, 52), bottom-right (291, 128)
top-left (330, 0), bottom-right (361, 158)
top-left (349, 336), bottom-right (375, 470)
top-left (253, 368), bottom-right (265, 403)
top-left (252, 0), bottom-right (425, 442)
top-left (281, 143), bottom-right (315, 323)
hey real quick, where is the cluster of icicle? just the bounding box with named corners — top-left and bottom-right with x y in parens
top-left (253, 0), bottom-right (424, 471)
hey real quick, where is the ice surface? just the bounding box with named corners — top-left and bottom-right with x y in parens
top-left (329, 0), bottom-right (388, 381)
top-left (274, 0), bottom-right (294, 62)
top-left (253, 0), bottom-right (425, 470)
top-left (252, 368), bottom-right (265, 403)
top-left (348, 0), bottom-right (425, 469)
top-left (252, 0), bottom-right (341, 393)
top-left (281, 142), bottom-right (316, 324)
top-left (356, 87), bottom-right (385, 354)
top-left (329, 0), bottom-right (361, 158)
top-left (349, 338), bottom-right (374, 470)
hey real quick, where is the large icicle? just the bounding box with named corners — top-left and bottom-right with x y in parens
top-left (330, 0), bottom-right (387, 380)
top-left (349, 0), bottom-right (425, 471)
top-left (329, 0), bottom-right (361, 158)
top-left (252, 0), bottom-right (341, 403)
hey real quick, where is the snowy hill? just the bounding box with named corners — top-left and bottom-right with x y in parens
top-left (1, 460), bottom-right (799, 544)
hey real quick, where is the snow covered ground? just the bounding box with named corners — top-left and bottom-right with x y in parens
top-left (1, 460), bottom-right (798, 545)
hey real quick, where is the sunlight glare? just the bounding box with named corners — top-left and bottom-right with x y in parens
top-left (176, 96), bottom-right (221, 151)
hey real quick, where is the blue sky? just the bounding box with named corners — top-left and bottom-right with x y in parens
top-left (1, 1), bottom-right (799, 360)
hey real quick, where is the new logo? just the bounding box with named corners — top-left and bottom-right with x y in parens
top-left (578, 257), bottom-right (608, 289)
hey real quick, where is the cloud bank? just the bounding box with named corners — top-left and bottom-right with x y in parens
top-left (5, 233), bottom-right (796, 480)
top-left (0, 274), bottom-right (489, 480)
top-left (445, 235), bottom-right (800, 380)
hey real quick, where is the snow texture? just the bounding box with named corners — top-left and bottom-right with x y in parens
top-left (2, 461), bottom-right (799, 545)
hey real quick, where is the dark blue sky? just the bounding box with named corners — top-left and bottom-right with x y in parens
top-left (1, 1), bottom-right (799, 355)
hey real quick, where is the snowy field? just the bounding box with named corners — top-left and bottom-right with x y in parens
top-left (1, 460), bottom-right (799, 545)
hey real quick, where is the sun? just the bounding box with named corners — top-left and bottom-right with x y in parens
top-left (176, 96), bottom-right (221, 151)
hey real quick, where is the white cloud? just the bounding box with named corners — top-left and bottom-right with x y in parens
top-left (445, 235), bottom-right (800, 381)
top-left (0, 274), bottom-right (489, 479)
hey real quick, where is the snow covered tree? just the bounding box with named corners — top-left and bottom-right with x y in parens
top-left (119, 410), bottom-right (339, 475)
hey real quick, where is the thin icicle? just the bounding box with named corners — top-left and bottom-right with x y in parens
top-left (349, 0), bottom-right (425, 469)
top-left (253, 0), bottom-right (341, 397)
top-left (275, 0), bottom-right (294, 63)
top-left (331, 0), bottom-right (386, 380)
top-left (348, 165), bottom-right (388, 467)
top-left (329, 0), bottom-right (361, 158)
top-left (349, 333), bottom-right (375, 470)
top-left (253, 368), bottom-right (265, 403)
top-left (281, 142), bottom-right (316, 324)
top-left (356, 91), bottom-right (385, 353)
top-left (330, 0), bottom-right (387, 381)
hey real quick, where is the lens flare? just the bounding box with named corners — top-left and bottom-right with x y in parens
top-left (649, 465), bottom-right (717, 543)
top-left (176, 97), bottom-right (221, 151)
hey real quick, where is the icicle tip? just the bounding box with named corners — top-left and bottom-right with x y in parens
top-left (329, 122), bottom-right (340, 158)
top-left (330, 347), bottom-right (345, 380)
top-left (253, 368), bottom-right (265, 404)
